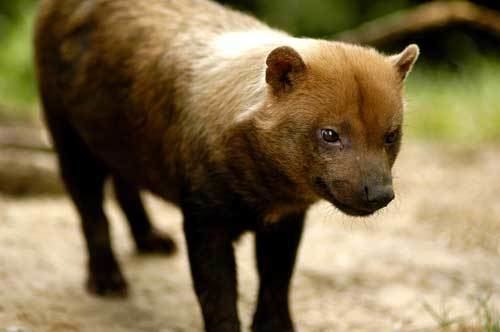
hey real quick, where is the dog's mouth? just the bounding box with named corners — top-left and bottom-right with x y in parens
top-left (326, 193), bottom-right (376, 217)
top-left (313, 177), bottom-right (378, 217)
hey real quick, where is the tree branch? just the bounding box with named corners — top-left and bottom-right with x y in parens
top-left (334, 1), bottom-right (500, 46)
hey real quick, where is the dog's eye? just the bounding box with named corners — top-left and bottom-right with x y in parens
top-left (321, 129), bottom-right (340, 143)
top-left (384, 130), bottom-right (400, 145)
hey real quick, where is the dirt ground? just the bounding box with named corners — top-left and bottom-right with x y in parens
top-left (1, 141), bottom-right (500, 332)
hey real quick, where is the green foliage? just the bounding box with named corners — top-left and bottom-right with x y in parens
top-left (405, 58), bottom-right (500, 143)
top-left (256, 0), bottom-right (357, 37)
top-left (0, 2), bottom-right (37, 113)
top-left (0, 0), bottom-right (37, 20)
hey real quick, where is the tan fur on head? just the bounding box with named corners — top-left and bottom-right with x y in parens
top-left (265, 46), bottom-right (306, 94)
top-left (390, 44), bottom-right (420, 81)
top-left (250, 41), bottom-right (419, 218)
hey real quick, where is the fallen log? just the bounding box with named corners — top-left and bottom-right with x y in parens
top-left (0, 148), bottom-right (63, 196)
top-left (334, 1), bottom-right (500, 46)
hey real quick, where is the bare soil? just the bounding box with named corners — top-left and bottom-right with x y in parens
top-left (1, 142), bottom-right (499, 332)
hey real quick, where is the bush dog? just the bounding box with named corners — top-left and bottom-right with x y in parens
top-left (35, 0), bottom-right (419, 330)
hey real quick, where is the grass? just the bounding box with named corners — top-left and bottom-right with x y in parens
top-left (421, 296), bottom-right (500, 332)
top-left (405, 58), bottom-right (500, 143)
top-left (475, 297), bottom-right (500, 332)
top-left (0, 5), bottom-right (37, 118)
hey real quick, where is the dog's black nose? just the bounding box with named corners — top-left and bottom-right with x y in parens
top-left (364, 184), bottom-right (395, 209)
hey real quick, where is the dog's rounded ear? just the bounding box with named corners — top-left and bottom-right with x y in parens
top-left (266, 46), bottom-right (306, 94)
top-left (390, 44), bottom-right (420, 81)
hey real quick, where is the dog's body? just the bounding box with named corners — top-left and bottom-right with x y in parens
top-left (35, 0), bottom-right (418, 331)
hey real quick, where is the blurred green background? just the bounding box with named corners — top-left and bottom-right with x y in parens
top-left (0, 0), bottom-right (499, 142)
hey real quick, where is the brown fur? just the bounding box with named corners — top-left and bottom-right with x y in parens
top-left (34, 0), bottom-right (418, 330)
top-left (35, 0), bottom-right (418, 218)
